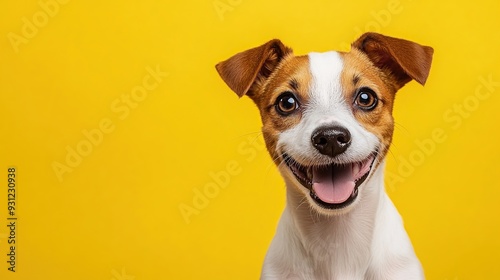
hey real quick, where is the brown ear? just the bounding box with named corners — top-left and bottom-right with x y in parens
top-left (215, 39), bottom-right (292, 97)
top-left (352, 32), bottom-right (433, 88)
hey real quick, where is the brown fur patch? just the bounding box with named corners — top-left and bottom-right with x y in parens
top-left (339, 49), bottom-right (397, 160)
top-left (251, 55), bottom-right (312, 164)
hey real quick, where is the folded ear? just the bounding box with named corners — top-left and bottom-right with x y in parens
top-left (352, 32), bottom-right (433, 88)
top-left (215, 39), bottom-right (292, 97)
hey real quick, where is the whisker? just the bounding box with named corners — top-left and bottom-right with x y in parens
top-left (394, 121), bottom-right (411, 137)
top-left (247, 131), bottom-right (265, 147)
top-left (296, 196), bottom-right (310, 215)
top-left (265, 152), bottom-right (287, 175)
top-left (230, 131), bottom-right (262, 142)
top-left (387, 143), bottom-right (398, 161)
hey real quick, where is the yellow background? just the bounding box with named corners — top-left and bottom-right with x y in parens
top-left (1, 0), bottom-right (499, 279)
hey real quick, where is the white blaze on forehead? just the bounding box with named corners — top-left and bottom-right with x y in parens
top-left (275, 51), bottom-right (379, 165)
top-left (308, 51), bottom-right (345, 108)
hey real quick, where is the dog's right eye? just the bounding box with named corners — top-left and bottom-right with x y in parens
top-left (275, 92), bottom-right (299, 115)
top-left (354, 87), bottom-right (378, 111)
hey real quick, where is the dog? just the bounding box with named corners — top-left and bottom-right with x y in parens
top-left (215, 32), bottom-right (433, 280)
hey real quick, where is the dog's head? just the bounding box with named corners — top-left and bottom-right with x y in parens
top-left (216, 32), bottom-right (433, 215)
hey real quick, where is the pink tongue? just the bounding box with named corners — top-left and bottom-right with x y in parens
top-left (312, 164), bottom-right (355, 204)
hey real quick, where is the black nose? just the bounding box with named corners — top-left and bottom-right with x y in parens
top-left (311, 126), bottom-right (351, 157)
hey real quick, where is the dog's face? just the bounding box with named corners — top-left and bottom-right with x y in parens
top-left (216, 33), bottom-right (433, 215)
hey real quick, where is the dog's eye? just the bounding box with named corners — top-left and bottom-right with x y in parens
top-left (354, 88), bottom-right (378, 110)
top-left (275, 92), bottom-right (299, 115)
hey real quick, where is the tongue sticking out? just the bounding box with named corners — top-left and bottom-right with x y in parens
top-left (311, 159), bottom-right (373, 204)
top-left (312, 164), bottom-right (355, 204)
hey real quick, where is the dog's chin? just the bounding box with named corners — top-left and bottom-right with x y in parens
top-left (281, 152), bottom-right (377, 215)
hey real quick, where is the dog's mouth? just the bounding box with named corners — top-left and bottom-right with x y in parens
top-left (282, 153), bottom-right (376, 209)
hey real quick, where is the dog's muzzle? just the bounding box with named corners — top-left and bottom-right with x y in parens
top-left (282, 126), bottom-right (376, 209)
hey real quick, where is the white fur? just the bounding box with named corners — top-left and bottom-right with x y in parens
top-left (262, 52), bottom-right (423, 279)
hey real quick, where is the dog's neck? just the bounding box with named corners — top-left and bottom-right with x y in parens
top-left (283, 161), bottom-right (387, 261)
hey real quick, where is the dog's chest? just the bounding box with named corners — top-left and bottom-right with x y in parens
top-left (271, 211), bottom-right (375, 279)
top-left (305, 225), bottom-right (372, 278)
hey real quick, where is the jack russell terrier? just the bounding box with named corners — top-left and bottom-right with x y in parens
top-left (216, 32), bottom-right (433, 279)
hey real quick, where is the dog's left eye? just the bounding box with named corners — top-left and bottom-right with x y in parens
top-left (354, 88), bottom-right (378, 110)
top-left (275, 92), bottom-right (299, 115)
